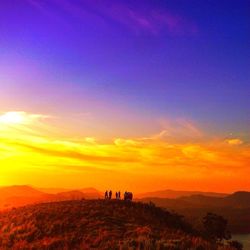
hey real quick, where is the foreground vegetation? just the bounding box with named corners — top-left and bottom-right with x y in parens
top-left (0, 200), bottom-right (242, 249)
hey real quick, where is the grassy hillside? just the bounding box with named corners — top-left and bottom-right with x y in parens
top-left (0, 200), bottom-right (238, 250)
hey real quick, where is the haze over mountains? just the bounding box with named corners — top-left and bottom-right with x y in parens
top-left (0, 185), bottom-right (249, 210)
top-left (137, 189), bottom-right (228, 199)
top-left (140, 192), bottom-right (250, 234)
top-left (140, 191), bottom-right (250, 208)
top-left (0, 185), bottom-right (102, 210)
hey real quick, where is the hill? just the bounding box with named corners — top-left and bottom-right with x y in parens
top-left (177, 191), bottom-right (250, 208)
top-left (79, 188), bottom-right (102, 199)
top-left (224, 192), bottom-right (250, 208)
top-left (0, 186), bottom-right (102, 210)
top-left (0, 185), bottom-right (45, 199)
top-left (137, 189), bottom-right (228, 199)
top-left (0, 186), bottom-right (53, 210)
top-left (0, 200), bottom-right (237, 250)
top-left (37, 187), bottom-right (71, 194)
top-left (141, 192), bottom-right (250, 234)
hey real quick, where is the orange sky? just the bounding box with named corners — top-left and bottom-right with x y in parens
top-left (0, 111), bottom-right (249, 193)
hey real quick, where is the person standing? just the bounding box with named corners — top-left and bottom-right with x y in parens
top-left (109, 190), bottom-right (112, 199)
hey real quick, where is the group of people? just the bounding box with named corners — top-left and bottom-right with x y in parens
top-left (104, 190), bottom-right (133, 201)
top-left (104, 190), bottom-right (120, 200)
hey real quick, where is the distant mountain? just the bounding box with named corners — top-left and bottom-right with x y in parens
top-left (0, 185), bottom-right (45, 199)
top-left (137, 189), bottom-right (228, 199)
top-left (37, 187), bottom-right (71, 194)
top-left (0, 185), bottom-right (52, 210)
top-left (53, 190), bottom-right (86, 200)
top-left (79, 187), bottom-right (102, 199)
top-left (0, 200), bottom-right (235, 249)
top-left (38, 187), bottom-right (102, 196)
top-left (0, 186), bottom-right (102, 210)
top-left (140, 191), bottom-right (250, 210)
top-left (140, 191), bottom-right (250, 234)
top-left (178, 191), bottom-right (250, 208)
top-left (224, 191), bottom-right (250, 207)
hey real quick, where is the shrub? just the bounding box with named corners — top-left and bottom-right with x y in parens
top-left (203, 213), bottom-right (231, 242)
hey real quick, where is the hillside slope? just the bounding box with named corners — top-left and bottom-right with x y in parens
top-left (0, 200), bottom-right (238, 250)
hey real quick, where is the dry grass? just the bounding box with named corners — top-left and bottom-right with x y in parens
top-left (0, 200), bottom-right (238, 249)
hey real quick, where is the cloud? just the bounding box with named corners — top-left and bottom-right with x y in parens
top-left (50, 0), bottom-right (197, 35)
top-left (114, 138), bottom-right (139, 146)
top-left (0, 111), bottom-right (49, 125)
top-left (12, 140), bottom-right (138, 164)
top-left (0, 111), bottom-right (249, 192)
top-left (85, 137), bottom-right (96, 143)
top-left (3, 130), bottom-right (249, 172)
top-left (103, 2), bottom-right (197, 35)
top-left (225, 138), bottom-right (243, 146)
top-left (157, 118), bottom-right (203, 141)
top-left (25, 0), bottom-right (70, 27)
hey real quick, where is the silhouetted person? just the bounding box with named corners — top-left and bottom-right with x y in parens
top-left (109, 190), bottom-right (112, 199)
top-left (105, 190), bottom-right (108, 199)
top-left (115, 192), bottom-right (118, 199)
top-left (124, 191), bottom-right (133, 201)
top-left (118, 191), bottom-right (121, 199)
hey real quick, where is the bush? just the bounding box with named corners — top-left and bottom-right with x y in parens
top-left (228, 240), bottom-right (243, 250)
top-left (203, 213), bottom-right (231, 242)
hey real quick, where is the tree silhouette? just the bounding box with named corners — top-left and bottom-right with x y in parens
top-left (203, 213), bottom-right (231, 242)
top-left (228, 240), bottom-right (243, 250)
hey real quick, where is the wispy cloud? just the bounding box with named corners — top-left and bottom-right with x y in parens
top-left (90, 1), bottom-right (198, 35)
top-left (25, 0), bottom-right (70, 27)
top-left (156, 118), bottom-right (203, 141)
top-left (33, 0), bottom-right (198, 35)
top-left (0, 111), bottom-right (249, 192)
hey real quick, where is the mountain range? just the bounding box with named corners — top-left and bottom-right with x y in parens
top-left (0, 185), bottom-right (102, 210)
top-left (140, 192), bottom-right (250, 234)
top-left (137, 189), bottom-right (228, 199)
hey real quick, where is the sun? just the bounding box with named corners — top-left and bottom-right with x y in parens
top-left (0, 112), bottom-right (25, 125)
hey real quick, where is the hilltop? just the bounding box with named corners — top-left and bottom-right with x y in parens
top-left (0, 200), bottom-right (237, 250)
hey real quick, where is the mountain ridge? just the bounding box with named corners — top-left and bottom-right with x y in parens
top-left (137, 189), bottom-right (229, 199)
top-left (0, 185), bottom-right (101, 210)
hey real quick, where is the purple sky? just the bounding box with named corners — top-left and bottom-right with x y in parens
top-left (0, 0), bottom-right (249, 139)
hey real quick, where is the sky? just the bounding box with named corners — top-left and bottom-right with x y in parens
top-left (0, 0), bottom-right (249, 193)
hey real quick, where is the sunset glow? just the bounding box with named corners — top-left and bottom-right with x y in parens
top-left (0, 110), bottom-right (249, 193)
top-left (0, 112), bottom-right (26, 125)
top-left (0, 0), bottom-right (249, 194)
